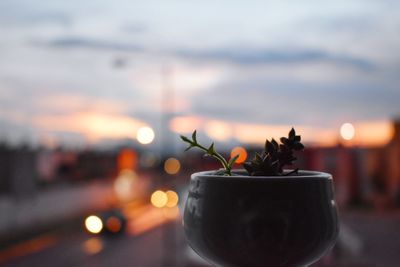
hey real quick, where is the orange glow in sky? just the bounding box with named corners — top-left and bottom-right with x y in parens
top-left (169, 116), bottom-right (203, 134)
top-left (204, 120), bottom-right (233, 141)
top-left (351, 121), bottom-right (394, 146)
top-left (33, 112), bottom-right (147, 142)
top-left (170, 116), bottom-right (393, 147)
top-left (27, 108), bottom-right (395, 148)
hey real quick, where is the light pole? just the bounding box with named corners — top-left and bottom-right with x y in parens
top-left (160, 64), bottom-right (178, 267)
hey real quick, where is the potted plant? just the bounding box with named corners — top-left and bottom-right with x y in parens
top-left (180, 128), bottom-right (339, 267)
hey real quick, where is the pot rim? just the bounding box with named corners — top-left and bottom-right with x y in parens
top-left (191, 169), bottom-right (332, 180)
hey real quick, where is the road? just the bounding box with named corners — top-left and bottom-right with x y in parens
top-left (2, 226), bottom-right (167, 267)
top-left (0, 203), bottom-right (202, 267)
top-left (0, 210), bottom-right (399, 267)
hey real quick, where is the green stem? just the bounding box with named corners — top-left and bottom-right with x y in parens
top-left (181, 131), bottom-right (233, 175)
top-left (195, 143), bottom-right (231, 174)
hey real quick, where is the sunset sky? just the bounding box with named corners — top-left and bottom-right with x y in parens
top-left (0, 0), bottom-right (399, 147)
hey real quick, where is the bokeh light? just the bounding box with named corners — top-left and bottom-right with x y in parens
top-left (84, 215), bottom-right (103, 234)
top-left (114, 169), bottom-right (137, 201)
top-left (230, 146), bottom-right (248, 164)
top-left (162, 206), bottom-right (180, 219)
top-left (340, 123), bottom-right (355, 141)
top-left (151, 190), bottom-right (168, 208)
top-left (164, 157), bottom-right (181, 175)
top-left (106, 216), bottom-right (122, 233)
top-left (117, 149), bottom-right (137, 171)
top-left (165, 190), bottom-right (179, 208)
top-left (82, 237), bottom-right (104, 255)
top-left (139, 152), bottom-right (160, 168)
top-left (137, 126), bottom-right (155, 144)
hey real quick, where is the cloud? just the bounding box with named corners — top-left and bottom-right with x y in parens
top-left (0, 1), bottom-right (72, 27)
top-left (120, 22), bottom-right (148, 34)
top-left (21, 12), bottom-right (72, 26)
top-left (46, 37), bottom-right (143, 52)
top-left (190, 78), bottom-right (400, 127)
top-left (43, 36), bottom-right (375, 71)
top-left (176, 47), bottom-right (375, 70)
top-left (299, 14), bottom-right (377, 34)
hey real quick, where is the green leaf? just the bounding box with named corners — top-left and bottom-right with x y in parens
top-left (255, 152), bottom-right (263, 162)
top-left (228, 154), bottom-right (239, 168)
top-left (244, 127), bottom-right (305, 176)
top-left (280, 137), bottom-right (288, 144)
top-left (271, 138), bottom-right (279, 149)
top-left (192, 130), bottom-right (197, 143)
top-left (207, 143), bottom-right (216, 155)
top-left (293, 142), bottom-right (304, 150)
top-left (266, 139), bottom-right (278, 154)
top-left (179, 130), bottom-right (233, 175)
top-left (180, 135), bottom-right (191, 143)
top-left (184, 145), bottom-right (194, 151)
top-left (243, 162), bottom-right (253, 173)
top-left (289, 128), bottom-right (296, 139)
top-left (265, 140), bottom-right (272, 153)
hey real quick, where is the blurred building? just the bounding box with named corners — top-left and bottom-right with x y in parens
top-left (303, 119), bottom-right (400, 209)
top-left (1, 120), bottom-right (400, 242)
top-left (0, 146), bottom-right (37, 198)
top-left (382, 119), bottom-right (400, 206)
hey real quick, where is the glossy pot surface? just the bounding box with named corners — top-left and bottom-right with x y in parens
top-left (183, 170), bottom-right (339, 267)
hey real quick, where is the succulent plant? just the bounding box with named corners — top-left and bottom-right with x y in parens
top-left (180, 130), bottom-right (239, 176)
top-left (244, 128), bottom-right (304, 176)
top-left (180, 127), bottom-right (304, 176)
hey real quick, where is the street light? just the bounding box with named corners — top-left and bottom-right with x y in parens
top-left (340, 123), bottom-right (355, 141)
top-left (137, 126), bottom-right (155, 144)
top-left (85, 215), bottom-right (103, 234)
top-left (164, 158), bottom-right (181, 175)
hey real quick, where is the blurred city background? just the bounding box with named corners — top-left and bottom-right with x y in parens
top-left (0, 0), bottom-right (399, 266)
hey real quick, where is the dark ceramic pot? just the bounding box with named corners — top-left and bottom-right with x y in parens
top-left (183, 170), bottom-right (339, 267)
